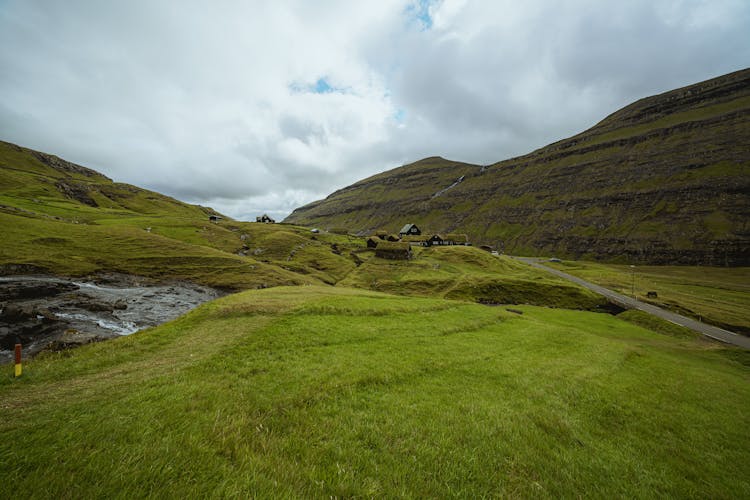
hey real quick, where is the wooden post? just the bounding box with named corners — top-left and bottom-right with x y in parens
top-left (14, 344), bottom-right (22, 378)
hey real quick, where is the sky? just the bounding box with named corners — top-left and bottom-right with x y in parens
top-left (1, 0), bottom-right (748, 221)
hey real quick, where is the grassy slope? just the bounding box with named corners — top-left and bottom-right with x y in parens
top-left (1, 286), bottom-right (748, 497)
top-left (546, 260), bottom-right (750, 334)
top-left (0, 141), bottom-right (358, 289)
top-left (341, 246), bottom-right (607, 310)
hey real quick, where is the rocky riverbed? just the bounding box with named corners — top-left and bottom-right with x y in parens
top-left (0, 274), bottom-right (220, 363)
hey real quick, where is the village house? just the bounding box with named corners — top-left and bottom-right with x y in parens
top-left (401, 234), bottom-right (431, 247)
top-left (399, 223), bottom-right (421, 237)
top-left (208, 215), bottom-right (223, 223)
top-left (371, 223), bottom-right (471, 252)
top-left (374, 241), bottom-right (412, 260)
top-left (256, 214), bottom-right (275, 223)
top-left (443, 233), bottom-right (469, 246)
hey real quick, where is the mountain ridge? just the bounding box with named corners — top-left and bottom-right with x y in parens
top-left (285, 68), bottom-right (750, 265)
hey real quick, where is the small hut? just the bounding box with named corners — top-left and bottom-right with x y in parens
top-left (444, 233), bottom-right (469, 246)
top-left (375, 241), bottom-right (412, 260)
top-left (366, 236), bottom-right (380, 249)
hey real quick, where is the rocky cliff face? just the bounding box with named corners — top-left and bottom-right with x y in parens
top-left (285, 69), bottom-right (750, 265)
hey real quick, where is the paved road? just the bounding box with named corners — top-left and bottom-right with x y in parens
top-left (514, 257), bottom-right (750, 349)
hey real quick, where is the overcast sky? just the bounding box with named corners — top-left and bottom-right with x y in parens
top-left (1, 1), bottom-right (748, 220)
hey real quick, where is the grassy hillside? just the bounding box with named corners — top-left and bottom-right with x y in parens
top-left (285, 69), bottom-right (750, 265)
top-left (0, 140), bottom-right (359, 289)
top-left (3, 140), bottom-right (749, 497)
top-left (341, 246), bottom-right (607, 310)
top-left (2, 286), bottom-right (748, 497)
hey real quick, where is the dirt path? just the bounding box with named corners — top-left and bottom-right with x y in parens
top-left (514, 257), bottom-right (750, 349)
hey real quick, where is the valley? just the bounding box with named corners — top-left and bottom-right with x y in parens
top-left (1, 71), bottom-right (749, 497)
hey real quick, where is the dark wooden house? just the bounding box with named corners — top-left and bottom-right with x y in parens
top-left (256, 214), bottom-right (275, 223)
top-left (399, 224), bottom-right (421, 237)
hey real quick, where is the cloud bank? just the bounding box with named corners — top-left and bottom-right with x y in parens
top-left (1, 0), bottom-right (748, 220)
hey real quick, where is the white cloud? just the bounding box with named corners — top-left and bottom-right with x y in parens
top-left (1, 0), bottom-right (748, 220)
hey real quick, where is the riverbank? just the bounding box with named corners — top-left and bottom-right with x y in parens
top-left (0, 274), bottom-right (219, 363)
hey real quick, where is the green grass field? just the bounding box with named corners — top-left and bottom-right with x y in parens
top-left (2, 286), bottom-right (748, 497)
top-left (545, 260), bottom-right (750, 334)
top-left (3, 140), bottom-right (750, 497)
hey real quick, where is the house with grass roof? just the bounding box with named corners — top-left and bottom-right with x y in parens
top-left (375, 241), bottom-right (412, 260)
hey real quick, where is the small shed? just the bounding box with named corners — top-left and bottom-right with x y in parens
top-left (399, 224), bottom-right (421, 237)
top-left (375, 241), bottom-right (412, 260)
top-left (366, 237), bottom-right (380, 249)
top-left (444, 233), bottom-right (469, 246)
top-left (209, 215), bottom-right (223, 223)
top-left (375, 230), bottom-right (389, 240)
top-left (385, 234), bottom-right (401, 242)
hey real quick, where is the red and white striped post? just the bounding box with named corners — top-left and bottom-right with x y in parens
top-left (14, 344), bottom-right (22, 378)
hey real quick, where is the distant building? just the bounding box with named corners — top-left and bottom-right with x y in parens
top-left (209, 215), bottom-right (223, 223)
top-left (366, 237), bottom-right (380, 248)
top-left (375, 241), bottom-right (412, 260)
top-left (399, 224), bottom-right (421, 237)
top-left (256, 214), bottom-right (275, 223)
top-left (402, 235), bottom-right (430, 247)
top-left (443, 233), bottom-right (469, 246)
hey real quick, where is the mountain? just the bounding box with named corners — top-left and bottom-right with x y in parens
top-left (285, 69), bottom-right (750, 265)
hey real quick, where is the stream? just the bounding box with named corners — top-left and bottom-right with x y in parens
top-left (0, 275), bottom-right (220, 363)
